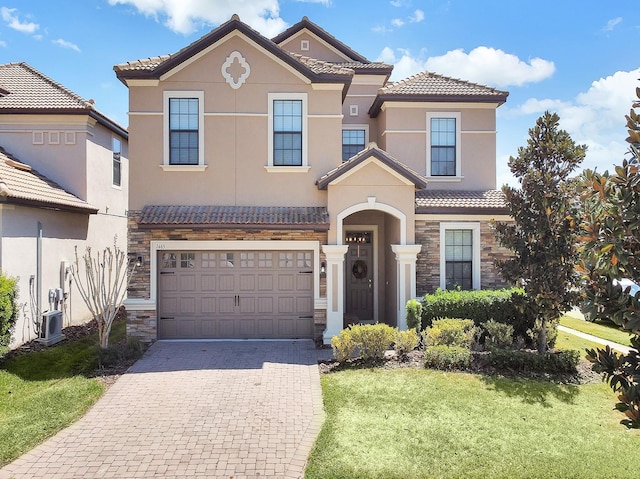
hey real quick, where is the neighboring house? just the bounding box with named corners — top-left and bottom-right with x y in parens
top-left (0, 62), bottom-right (129, 347)
top-left (115, 15), bottom-right (510, 344)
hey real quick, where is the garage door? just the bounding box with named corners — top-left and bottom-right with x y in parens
top-left (158, 250), bottom-right (314, 339)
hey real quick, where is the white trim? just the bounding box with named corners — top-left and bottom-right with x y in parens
top-left (205, 112), bottom-right (267, 117)
top-left (300, 39), bottom-right (310, 51)
top-left (124, 79), bottom-right (160, 87)
top-left (337, 200), bottom-right (407, 245)
top-left (311, 84), bottom-right (343, 91)
top-left (343, 224), bottom-right (379, 323)
top-left (264, 166), bottom-right (310, 173)
top-left (425, 176), bottom-right (464, 183)
top-left (48, 131), bottom-right (60, 145)
top-left (341, 124), bottom-right (369, 157)
top-left (439, 222), bottom-right (481, 290)
top-left (163, 91), bottom-right (205, 168)
top-left (463, 130), bottom-right (496, 134)
top-left (221, 50), bottom-right (251, 90)
top-left (351, 75), bottom-right (387, 86)
top-left (381, 129), bottom-right (425, 136)
top-left (64, 131), bottom-right (76, 144)
top-left (280, 30), bottom-right (352, 62)
top-left (349, 105), bottom-right (358, 116)
top-left (267, 92), bottom-right (308, 168)
top-left (160, 165), bottom-right (208, 172)
top-left (426, 111), bottom-right (462, 179)
top-left (346, 93), bottom-right (378, 98)
top-left (328, 156), bottom-right (414, 187)
top-left (147, 240), bottom-right (322, 310)
top-left (382, 101), bottom-right (500, 110)
top-left (417, 214), bottom-right (511, 221)
top-left (307, 113), bottom-right (343, 118)
top-left (128, 111), bottom-right (162, 116)
top-left (112, 136), bottom-right (122, 187)
top-left (32, 131), bottom-right (44, 145)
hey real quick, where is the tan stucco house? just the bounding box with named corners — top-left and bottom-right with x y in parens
top-left (0, 62), bottom-right (129, 347)
top-left (116, 16), bottom-right (510, 344)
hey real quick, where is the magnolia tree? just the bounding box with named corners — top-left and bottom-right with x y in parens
top-left (494, 111), bottom-right (586, 354)
top-left (71, 239), bottom-right (135, 349)
top-left (578, 85), bottom-right (640, 428)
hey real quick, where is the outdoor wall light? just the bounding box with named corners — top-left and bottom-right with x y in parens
top-left (320, 261), bottom-right (326, 278)
top-left (130, 255), bottom-right (143, 268)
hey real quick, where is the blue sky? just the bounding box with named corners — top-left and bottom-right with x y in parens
top-left (1, 0), bottom-right (638, 186)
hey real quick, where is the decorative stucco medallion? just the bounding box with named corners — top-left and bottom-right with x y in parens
top-left (221, 51), bottom-right (251, 90)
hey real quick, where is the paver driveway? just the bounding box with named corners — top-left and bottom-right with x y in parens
top-left (0, 340), bottom-right (328, 479)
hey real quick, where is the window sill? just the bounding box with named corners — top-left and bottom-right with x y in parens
top-left (111, 184), bottom-right (122, 190)
top-left (160, 165), bottom-right (208, 172)
top-left (426, 176), bottom-right (463, 182)
top-left (264, 166), bottom-right (311, 173)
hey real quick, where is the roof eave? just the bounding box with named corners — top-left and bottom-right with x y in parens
top-left (138, 222), bottom-right (330, 231)
top-left (415, 206), bottom-right (509, 215)
top-left (369, 93), bottom-right (509, 118)
top-left (0, 196), bottom-right (99, 215)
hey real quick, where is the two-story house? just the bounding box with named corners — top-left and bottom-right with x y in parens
top-left (115, 16), bottom-right (510, 344)
top-left (0, 62), bottom-right (129, 347)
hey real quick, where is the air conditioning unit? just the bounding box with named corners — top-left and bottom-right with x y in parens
top-left (37, 311), bottom-right (65, 346)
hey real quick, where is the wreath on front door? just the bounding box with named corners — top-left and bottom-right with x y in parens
top-left (352, 260), bottom-right (368, 279)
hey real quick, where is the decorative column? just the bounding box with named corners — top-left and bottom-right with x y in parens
top-left (391, 244), bottom-right (422, 330)
top-left (321, 244), bottom-right (349, 344)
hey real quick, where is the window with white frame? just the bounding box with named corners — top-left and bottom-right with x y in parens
top-left (112, 137), bottom-right (121, 187)
top-left (342, 129), bottom-right (365, 161)
top-left (268, 93), bottom-right (307, 168)
top-left (163, 91), bottom-right (205, 168)
top-left (427, 112), bottom-right (461, 178)
top-left (440, 222), bottom-right (480, 290)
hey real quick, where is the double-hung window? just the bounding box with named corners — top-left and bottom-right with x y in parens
top-left (163, 91), bottom-right (205, 170)
top-left (112, 137), bottom-right (121, 187)
top-left (427, 112), bottom-right (461, 178)
top-left (342, 129), bottom-right (365, 161)
top-left (440, 222), bottom-right (480, 290)
top-left (267, 93), bottom-right (308, 171)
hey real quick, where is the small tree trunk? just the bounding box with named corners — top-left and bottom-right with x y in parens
top-left (537, 318), bottom-right (547, 354)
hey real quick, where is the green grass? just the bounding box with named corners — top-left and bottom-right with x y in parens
top-left (555, 328), bottom-right (608, 353)
top-left (0, 320), bottom-right (128, 466)
top-left (306, 368), bottom-right (640, 479)
top-left (560, 315), bottom-right (632, 346)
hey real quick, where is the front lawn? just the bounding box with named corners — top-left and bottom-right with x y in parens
top-left (0, 319), bottom-right (130, 466)
top-left (560, 315), bottom-right (632, 346)
top-left (306, 368), bottom-right (639, 479)
top-left (555, 328), bottom-right (609, 353)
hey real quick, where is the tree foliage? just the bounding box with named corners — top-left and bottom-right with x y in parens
top-left (578, 85), bottom-right (640, 428)
top-left (71, 239), bottom-right (135, 349)
top-left (0, 272), bottom-right (18, 357)
top-left (493, 111), bottom-right (586, 353)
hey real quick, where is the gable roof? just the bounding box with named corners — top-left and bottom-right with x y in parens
top-left (114, 15), bottom-right (353, 94)
top-left (369, 71), bottom-right (509, 117)
top-left (317, 143), bottom-right (427, 190)
top-left (0, 147), bottom-right (98, 214)
top-left (0, 62), bottom-right (128, 138)
top-left (272, 16), bottom-right (369, 63)
top-left (415, 189), bottom-right (507, 214)
top-left (138, 205), bottom-right (330, 230)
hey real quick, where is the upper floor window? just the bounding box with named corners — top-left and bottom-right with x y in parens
top-left (163, 91), bottom-right (205, 171)
top-left (342, 129), bottom-right (365, 161)
top-left (112, 137), bottom-right (121, 187)
top-left (267, 93), bottom-right (308, 171)
top-left (427, 112), bottom-right (461, 179)
top-left (440, 222), bottom-right (480, 290)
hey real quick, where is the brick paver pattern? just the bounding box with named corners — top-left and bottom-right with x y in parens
top-left (0, 340), bottom-right (327, 479)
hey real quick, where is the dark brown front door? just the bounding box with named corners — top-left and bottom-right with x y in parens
top-left (345, 232), bottom-right (374, 322)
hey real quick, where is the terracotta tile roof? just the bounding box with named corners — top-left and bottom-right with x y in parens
top-left (332, 61), bottom-right (393, 73)
top-left (288, 53), bottom-right (354, 76)
top-left (0, 147), bottom-right (98, 214)
top-left (370, 71), bottom-right (508, 117)
top-left (139, 205), bottom-right (330, 230)
top-left (0, 62), bottom-right (128, 137)
top-left (415, 189), bottom-right (507, 213)
top-left (317, 143), bottom-right (427, 190)
top-left (114, 55), bottom-right (172, 73)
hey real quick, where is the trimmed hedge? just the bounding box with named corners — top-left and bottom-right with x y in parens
top-left (420, 288), bottom-right (535, 342)
top-left (424, 345), bottom-right (473, 370)
top-left (487, 348), bottom-right (580, 374)
top-left (0, 272), bottom-right (18, 358)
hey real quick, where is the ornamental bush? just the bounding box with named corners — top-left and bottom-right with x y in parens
top-left (331, 328), bottom-right (357, 362)
top-left (422, 318), bottom-right (477, 349)
top-left (424, 345), bottom-right (473, 370)
top-left (0, 272), bottom-right (18, 358)
top-left (350, 323), bottom-right (396, 361)
top-left (487, 348), bottom-right (579, 374)
top-left (405, 299), bottom-right (423, 331)
top-left (394, 328), bottom-right (419, 358)
top-left (482, 318), bottom-right (514, 349)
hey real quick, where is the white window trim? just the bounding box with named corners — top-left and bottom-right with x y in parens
top-left (426, 111), bottom-right (461, 179)
top-left (112, 136), bottom-right (122, 188)
top-left (439, 222), bottom-right (481, 290)
top-left (341, 124), bottom-right (369, 160)
top-left (162, 91), bottom-right (205, 171)
top-left (349, 105), bottom-right (358, 116)
top-left (300, 39), bottom-right (310, 51)
top-left (267, 92), bottom-right (308, 170)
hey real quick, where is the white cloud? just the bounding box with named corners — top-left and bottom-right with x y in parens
top-left (391, 18), bottom-right (404, 27)
top-left (603, 17), bottom-right (622, 32)
top-left (295, 0), bottom-right (331, 3)
top-left (1, 7), bottom-right (39, 34)
top-left (372, 24), bottom-right (393, 34)
top-left (52, 38), bottom-right (81, 52)
top-left (107, 0), bottom-right (288, 37)
top-left (0, 40), bottom-right (6, 48)
top-left (390, 0), bottom-right (409, 6)
top-left (409, 9), bottom-right (424, 23)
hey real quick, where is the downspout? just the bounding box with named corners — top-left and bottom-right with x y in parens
top-left (36, 221), bottom-right (42, 320)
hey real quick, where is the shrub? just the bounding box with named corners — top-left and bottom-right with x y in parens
top-left (350, 323), bottom-right (397, 361)
top-left (527, 318), bottom-right (559, 350)
top-left (482, 319), bottom-right (514, 348)
top-left (421, 288), bottom-right (535, 342)
top-left (0, 272), bottom-right (18, 358)
top-left (394, 328), bottom-right (419, 357)
top-left (331, 328), bottom-right (356, 362)
top-left (405, 299), bottom-right (423, 331)
top-left (424, 345), bottom-right (473, 370)
top-left (487, 348), bottom-right (579, 374)
top-left (422, 318), bottom-right (477, 348)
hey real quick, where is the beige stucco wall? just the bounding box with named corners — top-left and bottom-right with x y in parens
top-left (277, 32), bottom-right (351, 63)
top-left (378, 105), bottom-right (498, 190)
top-left (128, 34), bottom-right (345, 210)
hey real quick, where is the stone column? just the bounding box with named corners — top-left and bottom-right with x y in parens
top-left (391, 244), bottom-right (422, 330)
top-left (321, 244), bottom-right (349, 344)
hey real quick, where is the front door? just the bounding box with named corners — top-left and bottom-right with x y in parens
top-left (345, 231), bottom-right (374, 323)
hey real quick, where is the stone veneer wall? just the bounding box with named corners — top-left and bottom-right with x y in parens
top-left (415, 218), bottom-right (512, 296)
top-left (127, 211), bottom-right (328, 342)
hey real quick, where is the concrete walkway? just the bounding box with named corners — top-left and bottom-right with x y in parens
top-left (558, 325), bottom-right (632, 354)
top-left (0, 340), bottom-right (328, 479)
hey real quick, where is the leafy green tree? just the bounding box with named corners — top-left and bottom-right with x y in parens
top-left (578, 85), bottom-right (640, 428)
top-left (494, 111), bottom-right (586, 353)
top-left (0, 272), bottom-right (18, 357)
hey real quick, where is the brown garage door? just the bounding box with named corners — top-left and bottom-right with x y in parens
top-left (158, 250), bottom-right (314, 339)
